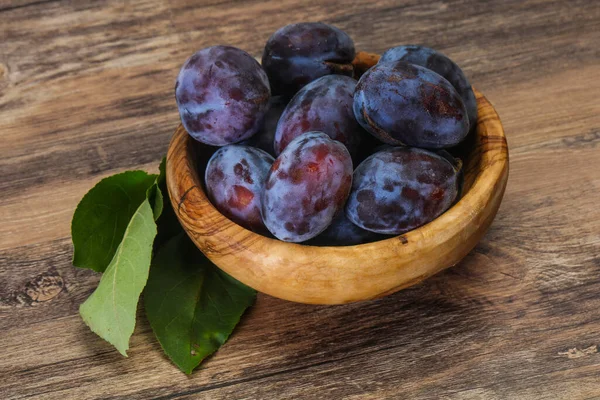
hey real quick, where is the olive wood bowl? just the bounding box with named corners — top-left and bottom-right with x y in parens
top-left (166, 52), bottom-right (509, 304)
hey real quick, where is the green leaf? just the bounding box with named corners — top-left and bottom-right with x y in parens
top-left (153, 158), bottom-right (183, 249)
top-left (147, 157), bottom-right (167, 221)
top-left (147, 183), bottom-right (164, 221)
top-left (144, 233), bottom-right (256, 374)
top-left (80, 199), bottom-right (158, 356)
top-left (72, 171), bottom-right (157, 272)
top-left (157, 157), bottom-right (167, 187)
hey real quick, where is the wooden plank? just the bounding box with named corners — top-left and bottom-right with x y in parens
top-left (0, 0), bottom-right (599, 398)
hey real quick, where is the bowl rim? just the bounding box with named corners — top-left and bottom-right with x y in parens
top-left (166, 88), bottom-right (509, 304)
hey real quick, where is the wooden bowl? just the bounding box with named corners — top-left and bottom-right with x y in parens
top-left (166, 80), bottom-right (508, 304)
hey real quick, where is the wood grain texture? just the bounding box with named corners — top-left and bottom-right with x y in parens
top-left (166, 87), bottom-right (509, 304)
top-left (1, 0), bottom-right (599, 399)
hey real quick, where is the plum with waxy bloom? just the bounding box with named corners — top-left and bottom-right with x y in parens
top-left (205, 145), bottom-right (274, 233)
top-left (262, 132), bottom-right (353, 242)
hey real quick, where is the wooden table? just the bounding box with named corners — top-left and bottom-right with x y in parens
top-left (1, 1), bottom-right (599, 399)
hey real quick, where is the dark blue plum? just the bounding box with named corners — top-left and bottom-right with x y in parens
top-left (308, 212), bottom-right (389, 246)
top-left (176, 46), bottom-right (271, 146)
top-left (240, 96), bottom-right (287, 156)
top-left (274, 75), bottom-right (364, 160)
top-left (262, 132), bottom-right (353, 242)
top-left (346, 147), bottom-right (461, 235)
top-left (380, 45), bottom-right (477, 130)
top-left (205, 145), bottom-right (274, 233)
top-left (262, 22), bottom-right (355, 97)
top-left (353, 61), bottom-right (469, 149)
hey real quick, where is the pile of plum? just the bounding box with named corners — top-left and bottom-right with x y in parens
top-left (175, 22), bottom-right (476, 245)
